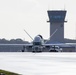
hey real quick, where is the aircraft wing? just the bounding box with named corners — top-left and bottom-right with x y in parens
top-left (42, 43), bottom-right (74, 47)
top-left (0, 44), bottom-right (33, 46)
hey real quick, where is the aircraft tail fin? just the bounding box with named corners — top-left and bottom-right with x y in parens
top-left (24, 29), bottom-right (33, 41)
top-left (45, 29), bottom-right (58, 43)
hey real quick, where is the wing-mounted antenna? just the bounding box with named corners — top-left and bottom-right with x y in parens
top-left (24, 29), bottom-right (33, 41)
top-left (45, 29), bottom-right (58, 43)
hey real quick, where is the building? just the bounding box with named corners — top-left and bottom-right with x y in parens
top-left (47, 10), bottom-right (76, 52)
top-left (47, 10), bottom-right (67, 43)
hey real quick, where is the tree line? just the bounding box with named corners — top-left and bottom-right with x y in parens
top-left (0, 38), bottom-right (29, 44)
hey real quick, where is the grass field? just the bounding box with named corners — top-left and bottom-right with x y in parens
top-left (0, 69), bottom-right (20, 75)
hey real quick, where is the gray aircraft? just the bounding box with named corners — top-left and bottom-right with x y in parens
top-left (22, 29), bottom-right (63, 52)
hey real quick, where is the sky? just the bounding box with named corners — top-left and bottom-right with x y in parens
top-left (0, 0), bottom-right (76, 42)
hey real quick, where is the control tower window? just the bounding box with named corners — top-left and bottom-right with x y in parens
top-left (54, 16), bottom-right (62, 19)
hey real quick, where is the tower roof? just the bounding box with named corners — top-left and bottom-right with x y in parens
top-left (47, 10), bottom-right (67, 23)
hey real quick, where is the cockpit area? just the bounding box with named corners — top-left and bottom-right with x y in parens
top-left (33, 35), bottom-right (43, 45)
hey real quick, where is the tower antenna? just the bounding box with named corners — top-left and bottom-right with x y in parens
top-left (64, 4), bottom-right (66, 10)
top-left (75, 24), bottom-right (76, 39)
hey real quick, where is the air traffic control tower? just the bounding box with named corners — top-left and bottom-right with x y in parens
top-left (47, 10), bottom-right (67, 43)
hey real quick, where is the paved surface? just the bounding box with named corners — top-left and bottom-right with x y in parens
top-left (0, 52), bottom-right (76, 75)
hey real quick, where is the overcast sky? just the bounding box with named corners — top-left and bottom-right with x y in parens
top-left (0, 0), bottom-right (76, 41)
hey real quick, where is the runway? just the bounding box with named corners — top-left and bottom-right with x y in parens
top-left (0, 52), bottom-right (76, 75)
